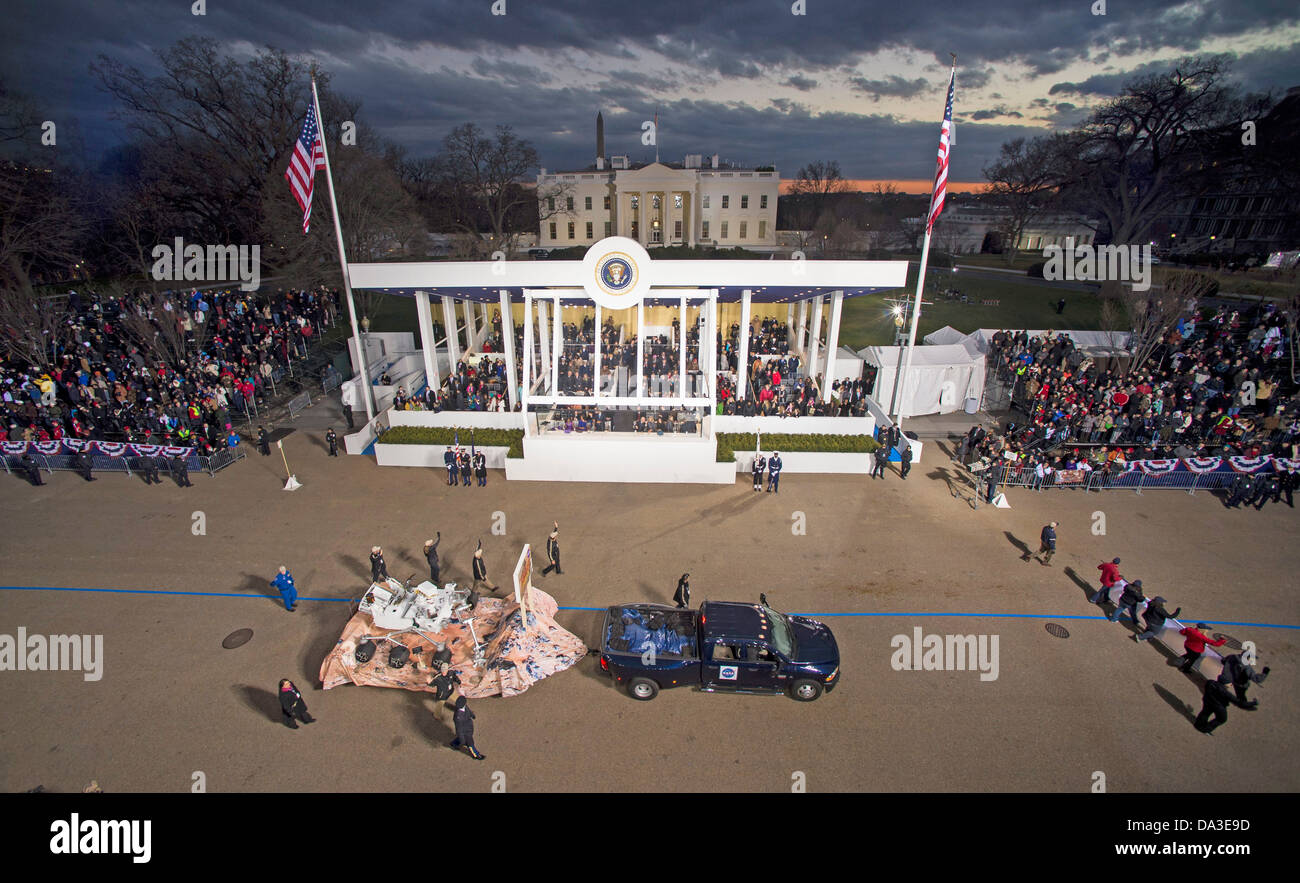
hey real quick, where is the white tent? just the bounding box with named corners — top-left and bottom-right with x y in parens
top-left (922, 325), bottom-right (968, 346)
top-left (860, 341), bottom-right (986, 417)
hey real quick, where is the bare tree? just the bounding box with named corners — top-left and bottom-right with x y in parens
top-left (116, 288), bottom-right (211, 372)
top-left (1119, 271), bottom-right (1217, 370)
top-left (791, 160), bottom-right (849, 196)
top-left (982, 136), bottom-right (1062, 265)
top-left (0, 283), bottom-right (71, 370)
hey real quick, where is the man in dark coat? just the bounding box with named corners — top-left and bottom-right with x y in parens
top-left (171, 452), bottom-right (193, 487)
top-left (458, 449), bottom-right (472, 488)
top-left (673, 573), bottom-right (691, 609)
top-left (342, 400), bottom-right (355, 431)
top-left (369, 545), bottom-right (389, 583)
top-left (444, 446), bottom-right (458, 486)
top-left (424, 533), bottom-right (442, 585)
top-left (278, 679), bottom-right (315, 729)
top-left (73, 449), bottom-right (96, 481)
top-left (326, 428), bottom-right (338, 457)
top-left (871, 446), bottom-right (888, 480)
top-left (1194, 678), bottom-right (1232, 734)
top-left (1217, 654), bottom-right (1269, 709)
top-left (751, 453), bottom-right (766, 491)
top-left (138, 455), bottom-right (162, 485)
top-left (541, 522), bottom-right (562, 576)
top-left (448, 696), bottom-right (485, 759)
top-left (1024, 522), bottom-right (1057, 565)
top-left (474, 451), bottom-right (487, 487)
top-left (256, 425), bottom-right (270, 456)
top-left (471, 545), bottom-right (498, 595)
top-left (1134, 594), bottom-right (1181, 642)
top-left (1109, 578), bottom-right (1146, 624)
top-left (20, 453), bottom-right (44, 486)
top-left (427, 663), bottom-right (460, 723)
top-left (900, 444), bottom-right (913, 480)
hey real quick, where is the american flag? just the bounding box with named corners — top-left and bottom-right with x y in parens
top-left (926, 67), bottom-right (956, 233)
top-left (285, 103), bottom-right (327, 234)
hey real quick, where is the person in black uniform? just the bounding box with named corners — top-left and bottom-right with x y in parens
top-left (471, 544), bottom-right (498, 595)
top-left (139, 455), bottom-right (162, 485)
top-left (871, 446), bottom-right (888, 480)
top-left (448, 696), bottom-right (485, 759)
top-left (673, 573), bottom-right (690, 609)
top-left (542, 522), bottom-right (562, 575)
top-left (1252, 472), bottom-right (1281, 510)
top-left (278, 679), bottom-right (315, 729)
top-left (369, 545), bottom-right (389, 583)
top-left (1194, 678), bottom-right (1233, 734)
top-left (1224, 472), bottom-right (1252, 508)
top-left (752, 453), bottom-right (766, 491)
top-left (428, 663), bottom-right (460, 724)
top-left (20, 453), bottom-right (44, 486)
top-left (256, 425), bottom-right (271, 456)
top-left (326, 428), bottom-right (338, 457)
top-left (171, 452), bottom-right (193, 487)
top-left (73, 449), bottom-right (96, 481)
top-left (424, 533), bottom-right (442, 585)
top-left (1280, 466), bottom-right (1297, 508)
top-left (474, 451), bottom-right (487, 487)
top-left (900, 444), bottom-right (913, 480)
top-left (444, 446), bottom-right (458, 485)
top-left (458, 449), bottom-right (472, 488)
top-left (767, 453), bottom-right (782, 493)
top-left (342, 400), bottom-right (355, 431)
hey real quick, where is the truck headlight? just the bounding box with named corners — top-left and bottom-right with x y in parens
top-left (825, 667), bottom-right (839, 683)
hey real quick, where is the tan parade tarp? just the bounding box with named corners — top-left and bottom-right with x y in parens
top-left (319, 587), bottom-right (587, 698)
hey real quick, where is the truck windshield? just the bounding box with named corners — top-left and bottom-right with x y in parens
top-left (765, 607), bottom-right (796, 658)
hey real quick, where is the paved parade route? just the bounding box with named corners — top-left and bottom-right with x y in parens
top-left (1, 432), bottom-right (1296, 792)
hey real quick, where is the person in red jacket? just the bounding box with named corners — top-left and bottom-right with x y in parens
top-left (1090, 557), bottom-right (1122, 605)
top-left (1178, 623), bottom-right (1227, 673)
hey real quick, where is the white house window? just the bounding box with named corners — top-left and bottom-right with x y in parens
top-left (586, 222), bottom-right (593, 238)
top-left (549, 222), bottom-right (557, 239)
top-left (652, 194), bottom-right (661, 210)
top-left (720, 222), bottom-right (728, 239)
top-left (566, 196), bottom-right (574, 211)
top-left (759, 220), bottom-right (767, 238)
top-left (702, 195), bottom-right (710, 209)
top-left (674, 220), bottom-right (682, 239)
top-left (630, 195), bottom-right (639, 210)
top-left (568, 222), bottom-right (575, 239)
top-left (722, 195), bottom-right (729, 209)
top-left (741, 195), bottom-right (749, 209)
top-left (760, 195), bottom-right (768, 210)
top-left (584, 196), bottom-right (592, 210)
top-left (701, 221), bottom-right (710, 239)
top-left (739, 221), bottom-right (747, 238)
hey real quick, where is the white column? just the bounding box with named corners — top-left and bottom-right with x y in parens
top-left (522, 294), bottom-right (533, 406)
top-left (536, 298), bottom-right (551, 394)
top-left (797, 299), bottom-right (808, 356)
top-left (415, 291), bottom-right (439, 394)
top-left (822, 290), bottom-right (844, 402)
top-left (441, 295), bottom-right (461, 367)
top-left (706, 292), bottom-right (718, 402)
top-left (551, 295), bottom-right (562, 396)
top-left (637, 193), bottom-right (646, 245)
top-left (787, 302), bottom-right (795, 339)
top-left (737, 289), bottom-right (752, 400)
top-left (679, 296), bottom-right (688, 398)
top-left (593, 303), bottom-right (603, 397)
top-left (500, 290), bottom-right (518, 411)
top-left (809, 295), bottom-right (824, 388)
top-left (636, 300), bottom-right (645, 397)
top-left (463, 299), bottom-right (477, 353)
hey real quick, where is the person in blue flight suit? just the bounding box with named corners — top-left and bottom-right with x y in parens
top-left (767, 452), bottom-right (782, 493)
top-left (270, 566), bottom-right (297, 612)
top-left (752, 452), bottom-right (766, 492)
top-left (444, 446), bottom-right (458, 486)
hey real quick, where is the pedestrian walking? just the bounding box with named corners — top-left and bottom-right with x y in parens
top-left (20, 453), bottom-right (44, 486)
top-left (73, 449), bottom-right (96, 482)
top-left (424, 533), bottom-right (442, 585)
top-left (673, 573), bottom-right (691, 609)
top-left (278, 679), bottom-right (315, 729)
top-left (257, 425), bottom-right (271, 456)
top-left (541, 522), bottom-right (562, 576)
top-left (326, 428), bottom-right (338, 457)
top-left (900, 444), bottom-right (913, 480)
top-left (342, 400), bottom-right (355, 431)
top-left (171, 452), bottom-right (193, 487)
top-left (1024, 522), bottom-right (1057, 565)
top-left (1109, 578), bottom-right (1146, 624)
top-left (270, 566), bottom-right (297, 612)
top-left (1134, 595), bottom-right (1181, 642)
top-left (427, 663), bottom-right (460, 723)
top-left (448, 696), bottom-right (485, 759)
top-left (1178, 623), bottom-right (1227, 673)
top-left (767, 452), bottom-right (782, 493)
top-left (1090, 557), bottom-right (1122, 605)
top-left (471, 543), bottom-right (498, 595)
top-left (1194, 678), bottom-right (1233, 734)
top-left (1217, 653), bottom-right (1269, 709)
top-left (370, 545), bottom-right (389, 583)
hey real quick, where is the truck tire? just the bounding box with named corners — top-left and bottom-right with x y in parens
top-left (790, 679), bottom-right (823, 701)
top-left (628, 677), bottom-right (660, 701)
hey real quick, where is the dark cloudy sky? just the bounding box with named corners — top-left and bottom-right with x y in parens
top-left (7, 0), bottom-right (1299, 186)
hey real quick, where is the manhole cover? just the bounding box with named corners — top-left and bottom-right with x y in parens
top-left (1212, 633), bottom-right (1243, 651)
top-left (1045, 623), bottom-right (1070, 639)
top-left (222, 628), bottom-right (254, 649)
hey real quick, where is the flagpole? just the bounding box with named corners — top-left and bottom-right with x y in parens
top-left (895, 57), bottom-right (955, 434)
top-left (311, 75), bottom-right (376, 425)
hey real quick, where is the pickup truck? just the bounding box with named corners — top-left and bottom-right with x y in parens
top-left (598, 599), bottom-right (841, 701)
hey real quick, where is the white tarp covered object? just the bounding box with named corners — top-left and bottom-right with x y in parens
top-left (860, 342), bottom-right (986, 417)
top-left (963, 328), bottom-right (1131, 354)
top-left (922, 325), bottom-right (968, 346)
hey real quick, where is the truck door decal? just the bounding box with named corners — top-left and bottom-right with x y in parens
top-left (719, 665), bottom-right (738, 681)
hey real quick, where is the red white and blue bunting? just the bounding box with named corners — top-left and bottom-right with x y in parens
top-left (1183, 457), bottom-right (1224, 474)
top-left (1229, 456), bottom-right (1272, 473)
top-left (1, 440), bottom-right (195, 458)
top-left (1138, 459), bottom-right (1181, 476)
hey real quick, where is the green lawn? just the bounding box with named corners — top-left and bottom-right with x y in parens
top-left (837, 263), bottom-right (1104, 349)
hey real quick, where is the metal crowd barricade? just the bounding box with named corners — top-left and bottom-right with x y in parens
top-left (5, 448), bottom-right (247, 479)
top-left (287, 391), bottom-right (312, 419)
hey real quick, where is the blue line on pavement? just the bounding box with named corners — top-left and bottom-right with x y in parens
top-left (2, 587), bottom-right (1296, 631)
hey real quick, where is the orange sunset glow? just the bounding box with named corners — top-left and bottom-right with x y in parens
top-left (779, 179), bottom-right (990, 195)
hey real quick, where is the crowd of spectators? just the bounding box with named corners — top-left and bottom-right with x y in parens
top-left (1, 286), bottom-right (339, 453)
top-left (968, 302), bottom-right (1299, 474)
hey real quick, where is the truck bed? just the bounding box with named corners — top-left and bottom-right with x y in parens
top-left (603, 604), bottom-right (698, 659)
